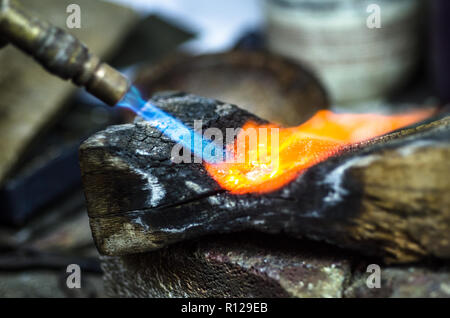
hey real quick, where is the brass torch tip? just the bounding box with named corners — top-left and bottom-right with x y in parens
top-left (86, 63), bottom-right (130, 106)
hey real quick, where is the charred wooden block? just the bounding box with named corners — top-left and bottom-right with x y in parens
top-left (79, 93), bottom-right (450, 263)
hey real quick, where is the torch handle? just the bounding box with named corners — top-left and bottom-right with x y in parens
top-left (0, 0), bottom-right (129, 106)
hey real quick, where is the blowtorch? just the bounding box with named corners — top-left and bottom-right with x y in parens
top-left (0, 0), bottom-right (227, 163)
top-left (0, 0), bottom-right (129, 106)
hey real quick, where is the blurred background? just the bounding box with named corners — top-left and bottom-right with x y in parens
top-left (0, 0), bottom-right (448, 297)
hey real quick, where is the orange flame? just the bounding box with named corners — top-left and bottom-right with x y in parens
top-left (205, 109), bottom-right (434, 194)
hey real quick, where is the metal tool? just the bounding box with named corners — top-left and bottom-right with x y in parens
top-left (0, 0), bottom-right (130, 106)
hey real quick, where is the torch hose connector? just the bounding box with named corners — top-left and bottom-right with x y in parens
top-left (0, 0), bottom-right (129, 106)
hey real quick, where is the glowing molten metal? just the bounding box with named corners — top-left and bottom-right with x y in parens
top-left (205, 109), bottom-right (433, 194)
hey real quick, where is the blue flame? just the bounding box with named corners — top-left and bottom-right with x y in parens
top-left (117, 86), bottom-right (225, 163)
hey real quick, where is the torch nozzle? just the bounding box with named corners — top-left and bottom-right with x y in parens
top-left (0, 0), bottom-right (129, 106)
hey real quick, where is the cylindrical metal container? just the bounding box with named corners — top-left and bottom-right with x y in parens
top-left (265, 0), bottom-right (423, 104)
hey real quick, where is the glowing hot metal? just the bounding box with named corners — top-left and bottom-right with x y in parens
top-left (205, 109), bottom-right (434, 194)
